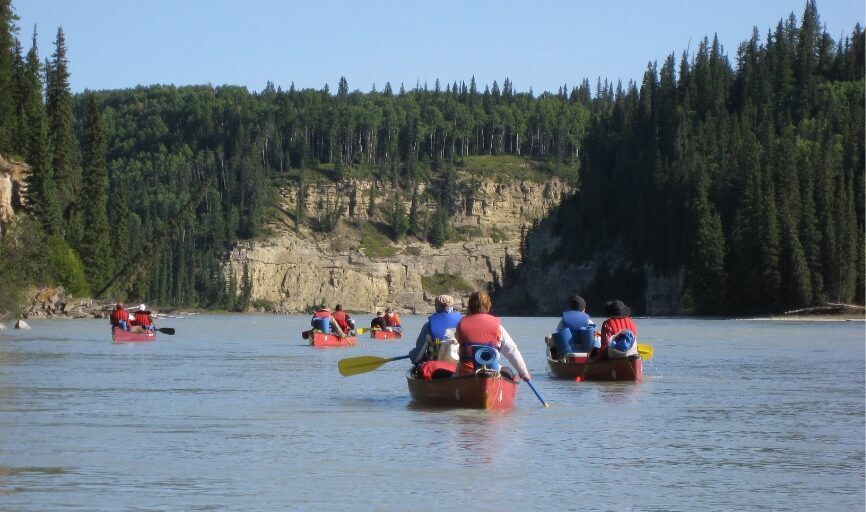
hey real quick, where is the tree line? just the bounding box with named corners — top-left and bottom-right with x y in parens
top-left (519, 1), bottom-right (864, 314)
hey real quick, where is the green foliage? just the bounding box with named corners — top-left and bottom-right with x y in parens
top-left (251, 298), bottom-right (275, 311)
top-left (79, 95), bottom-right (113, 294)
top-left (359, 224), bottom-right (398, 258)
top-left (500, 5), bottom-right (863, 315)
top-left (387, 194), bottom-right (409, 240)
top-left (45, 234), bottom-right (90, 297)
top-left (421, 272), bottom-right (474, 296)
top-left (490, 226), bottom-right (508, 243)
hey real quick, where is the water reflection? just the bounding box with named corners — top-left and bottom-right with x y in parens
top-left (595, 381), bottom-right (644, 404)
top-left (451, 411), bottom-right (509, 467)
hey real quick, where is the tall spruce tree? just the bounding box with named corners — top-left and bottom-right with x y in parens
top-left (45, 26), bottom-right (80, 237)
top-left (22, 29), bottom-right (60, 233)
top-left (79, 95), bottom-right (112, 294)
top-left (110, 185), bottom-right (129, 270)
top-left (0, 0), bottom-right (17, 153)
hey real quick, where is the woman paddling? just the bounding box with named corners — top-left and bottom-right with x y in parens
top-left (453, 291), bottom-right (531, 382)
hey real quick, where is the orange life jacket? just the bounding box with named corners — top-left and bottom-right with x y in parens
top-left (133, 311), bottom-right (152, 327)
top-left (110, 309), bottom-right (129, 326)
top-left (385, 312), bottom-right (401, 326)
top-left (455, 313), bottom-right (501, 375)
top-left (600, 317), bottom-right (638, 349)
top-left (332, 311), bottom-right (349, 331)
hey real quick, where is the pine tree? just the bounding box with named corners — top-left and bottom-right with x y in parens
top-left (687, 171), bottom-right (727, 314)
top-left (46, 27), bottom-right (80, 235)
top-left (79, 95), bottom-right (113, 294)
top-left (110, 185), bottom-right (129, 269)
top-left (239, 262), bottom-right (252, 311)
top-left (22, 29), bottom-right (60, 233)
top-left (0, 0), bottom-right (17, 153)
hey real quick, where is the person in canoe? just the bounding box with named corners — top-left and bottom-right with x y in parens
top-left (310, 306), bottom-right (346, 337)
top-left (545, 295), bottom-right (594, 358)
top-left (453, 291), bottom-right (531, 381)
top-left (409, 295), bottom-right (463, 366)
top-left (383, 307), bottom-right (402, 333)
top-left (109, 302), bottom-right (130, 331)
top-left (594, 299), bottom-right (638, 360)
top-left (331, 304), bottom-right (355, 336)
top-left (132, 304), bottom-right (155, 332)
top-left (370, 311), bottom-right (387, 331)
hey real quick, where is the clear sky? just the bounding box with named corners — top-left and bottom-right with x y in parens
top-left (11, 0), bottom-right (865, 95)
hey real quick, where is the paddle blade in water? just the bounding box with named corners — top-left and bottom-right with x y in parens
top-left (158, 327), bottom-right (176, 335)
top-left (638, 343), bottom-right (653, 360)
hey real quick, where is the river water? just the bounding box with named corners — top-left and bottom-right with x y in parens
top-left (0, 315), bottom-right (862, 511)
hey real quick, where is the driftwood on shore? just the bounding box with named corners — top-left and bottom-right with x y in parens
top-left (783, 303), bottom-right (865, 316)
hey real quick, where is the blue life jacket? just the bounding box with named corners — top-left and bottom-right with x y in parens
top-left (312, 317), bottom-right (330, 334)
top-left (428, 311), bottom-right (463, 340)
top-left (562, 309), bottom-right (590, 334)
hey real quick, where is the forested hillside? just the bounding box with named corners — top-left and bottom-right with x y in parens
top-left (498, 2), bottom-right (864, 315)
top-left (0, 0), bottom-right (861, 316)
top-left (0, 0), bottom-right (588, 314)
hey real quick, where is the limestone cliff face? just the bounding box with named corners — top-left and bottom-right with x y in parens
top-left (227, 178), bottom-right (573, 314)
top-left (0, 154), bottom-right (30, 237)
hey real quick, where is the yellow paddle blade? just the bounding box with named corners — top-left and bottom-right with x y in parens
top-left (355, 328), bottom-right (367, 334)
top-left (638, 343), bottom-right (653, 360)
top-left (338, 355), bottom-right (391, 376)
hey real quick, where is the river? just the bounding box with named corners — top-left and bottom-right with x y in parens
top-left (0, 315), bottom-right (863, 511)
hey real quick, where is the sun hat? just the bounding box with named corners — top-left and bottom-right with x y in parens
top-left (138, 304), bottom-right (146, 311)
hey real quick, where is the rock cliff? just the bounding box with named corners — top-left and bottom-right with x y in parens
top-left (0, 154), bottom-right (30, 237)
top-left (227, 177), bottom-right (573, 314)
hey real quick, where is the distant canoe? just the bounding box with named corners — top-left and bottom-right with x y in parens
top-left (406, 370), bottom-right (519, 409)
top-left (371, 329), bottom-right (402, 340)
top-left (547, 353), bottom-right (642, 381)
top-left (112, 326), bottom-right (156, 343)
top-left (309, 332), bottom-right (357, 347)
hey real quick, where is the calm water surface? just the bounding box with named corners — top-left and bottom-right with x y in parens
top-left (0, 315), bottom-right (863, 511)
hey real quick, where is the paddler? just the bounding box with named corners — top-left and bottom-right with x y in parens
top-left (409, 295), bottom-right (462, 365)
top-left (452, 291), bottom-right (531, 381)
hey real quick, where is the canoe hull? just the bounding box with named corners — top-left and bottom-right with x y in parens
top-left (547, 354), bottom-right (643, 381)
top-left (309, 332), bottom-right (357, 347)
top-left (406, 370), bottom-right (519, 409)
top-left (112, 327), bottom-right (156, 343)
top-left (371, 329), bottom-right (402, 340)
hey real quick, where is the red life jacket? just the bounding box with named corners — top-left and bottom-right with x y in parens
top-left (332, 311), bottom-right (349, 331)
top-left (134, 311), bottom-right (152, 327)
top-left (600, 317), bottom-right (638, 349)
top-left (385, 312), bottom-right (401, 326)
top-left (456, 313), bottom-right (501, 364)
top-left (110, 309), bottom-right (129, 326)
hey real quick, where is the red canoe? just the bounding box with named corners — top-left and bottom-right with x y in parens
top-left (112, 326), bottom-right (156, 343)
top-left (547, 353), bottom-right (643, 382)
top-left (309, 332), bottom-right (357, 347)
top-left (406, 369), bottom-right (519, 409)
top-left (370, 329), bottom-right (402, 340)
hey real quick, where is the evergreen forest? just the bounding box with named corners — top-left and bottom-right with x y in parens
top-left (0, 0), bottom-right (862, 316)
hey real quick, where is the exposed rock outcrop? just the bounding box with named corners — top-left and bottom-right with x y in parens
top-left (0, 154), bottom-right (30, 237)
top-left (228, 177), bottom-right (572, 314)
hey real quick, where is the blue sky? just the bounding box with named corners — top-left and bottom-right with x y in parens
top-left (12, 0), bottom-right (864, 95)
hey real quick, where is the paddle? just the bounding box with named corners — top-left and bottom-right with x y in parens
top-left (524, 379), bottom-right (550, 408)
top-left (157, 327), bottom-right (175, 335)
top-left (338, 354), bottom-right (410, 377)
top-left (637, 343), bottom-right (653, 360)
top-left (355, 327), bottom-right (368, 335)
